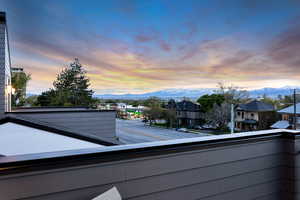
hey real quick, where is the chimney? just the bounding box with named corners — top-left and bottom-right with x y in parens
top-left (0, 12), bottom-right (11, 118)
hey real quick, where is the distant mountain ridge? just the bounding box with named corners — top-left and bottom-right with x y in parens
top-left (94, 86), bottom-right (300, 100)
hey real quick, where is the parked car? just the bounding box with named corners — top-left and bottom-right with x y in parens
top-left (178, 128), bottom-right (188, 132)
top-left (201, 124), bottom-right (216, 129)
top-left (194, 125), bottom-right (203, 130)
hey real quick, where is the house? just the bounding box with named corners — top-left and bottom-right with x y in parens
top-left (235, 100), bottom-right (277, 131)
top-left (271, 103), bottom-right (300, 130)
top-left (0, 12), bottom-right (12, 116)
top-left (167, 99), bottom-right (203, 128)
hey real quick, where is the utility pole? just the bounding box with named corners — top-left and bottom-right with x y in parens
top-left (231, 104), bottom-right (235, 134)
top-left (294, 89), bottom-right (297, 130)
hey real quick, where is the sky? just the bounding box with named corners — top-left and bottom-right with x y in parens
top-left (2, 0), bottom-right (300, 94)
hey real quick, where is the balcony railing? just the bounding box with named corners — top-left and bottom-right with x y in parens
top-left (0, 129), bottom-right (299, 200)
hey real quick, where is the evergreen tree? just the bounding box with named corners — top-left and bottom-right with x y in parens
top-left (36, 59), bottom-right (94, 107)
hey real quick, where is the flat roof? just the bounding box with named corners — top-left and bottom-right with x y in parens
top-left (1, 116), bottom-right (118, 145)
top-left (0, 122), bottom-right (103, 156)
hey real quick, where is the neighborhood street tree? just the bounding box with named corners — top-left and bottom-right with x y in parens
top-left (201, 83), bottom-right (250, 131)
top-left (197, 94), bottom-right (225, 113)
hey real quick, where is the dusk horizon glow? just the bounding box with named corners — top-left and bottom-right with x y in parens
top-left (2, 0), bottom-right (300, 94)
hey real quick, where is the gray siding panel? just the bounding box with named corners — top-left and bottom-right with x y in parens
top-left (0, 23), bottom-right (5, 117)
top-left (0, 139), bottom-right (284, 200)
top-left (11, 111), bottom-right (116, 141)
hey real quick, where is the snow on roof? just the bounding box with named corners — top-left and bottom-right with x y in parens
top-left (271, 120), bottom-right (290, 129)
top-left (278, 103), bottom-right (300, 114)
top-left (0, 122), bottom-right (103, 156)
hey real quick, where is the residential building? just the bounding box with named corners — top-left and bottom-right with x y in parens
top-left (168, 99), bottom-right (203, 128)
top-left (0, 12), bottom-right (12, 116)
top-left (235, 100), bottom-right (277, 131)
top-left (271, 103), bottom-right (300, 130)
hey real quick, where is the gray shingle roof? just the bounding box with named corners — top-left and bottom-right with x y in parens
top-left (278, 103), bottom-right (300, 114)
top-left (176, 100), bottom-right (201, 112)
top-left (237, 100), bottom-right (274, 112)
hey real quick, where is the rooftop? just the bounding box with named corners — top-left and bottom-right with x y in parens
top-left (174, 100), bottom-right (201, 112)
top-left (0, 121), bottom-right (103, 156)
top-left (237, 100), bottom-right (275, 112)
top-left (278, 103), bottom-right (300, 114)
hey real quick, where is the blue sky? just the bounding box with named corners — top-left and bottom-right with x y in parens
top-left (2, 0), bottom-right (300, 94)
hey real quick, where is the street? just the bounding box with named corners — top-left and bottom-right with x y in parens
top-left (116, 119), bottom-right (210, 144)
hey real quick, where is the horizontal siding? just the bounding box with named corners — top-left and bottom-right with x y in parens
top-left (11, 111), bottom-right (116, 141)
top-left (202, 185), bottom-right (281, 200)
top-left (0, 139), bottom-right (284, 200)
top-left (0, 23), bottom-right (5, 117)
top-left (280, 138), bottom-right (300, 199)
top-left (126, 168), bottom-right (279, 200)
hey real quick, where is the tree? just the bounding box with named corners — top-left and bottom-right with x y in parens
top-left (205, 102), bottom-right (231, 131)
top-left (143, 106), bottom-right (164, 126)
top-left (201, 83), bottom-right (250, 131)
top-left (36, 59), bottom-right (94, 107)
top-left (142, 97), bottom-right (164, 125)
top-left (215, 82), bottom-right (249, 104)
top-left (197, 94), bottom-right (225, 113)
top-left (24, 95), bottom-right (38, 106)
top-left (142, 96), bottom-right (162, 107)
top-left (11, 71), bottom-right (31, 106)
top-left (36, 90), bottom-right (57, 106)
top-left (162, 109), bottom-right (177, 128)
top-left (260, 94), bottom-right (280, 109)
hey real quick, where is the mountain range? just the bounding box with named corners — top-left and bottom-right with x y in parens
top-left (94, 86), bottom-right (300, 100)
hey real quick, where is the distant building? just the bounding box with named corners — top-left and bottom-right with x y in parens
top-left (271, 103), bottom-right (300, 129)
top-left (235, 100), bottom-right (277, 131)
top-left (11, 67), bottom-right (24, 73)
top-left (168, 99), bottom-right (203, 128)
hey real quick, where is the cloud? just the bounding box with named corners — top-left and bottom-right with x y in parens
top-left (135, 34), bottom-right (157, 42)
top-left (267, 24), bottom-right (300, 72)
top-left (4, 0), bottom-right (300, 94)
